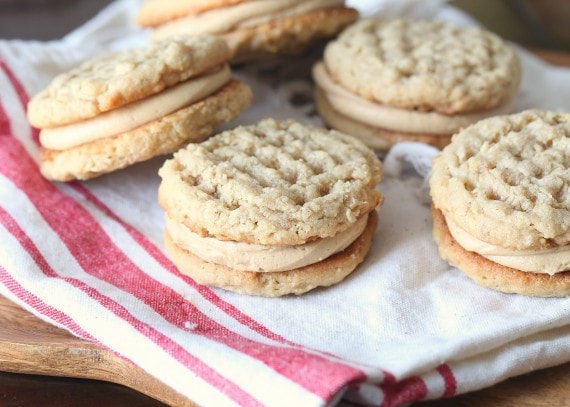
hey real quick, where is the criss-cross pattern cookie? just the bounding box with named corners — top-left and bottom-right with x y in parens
top-left (136, 0), bottom-right (358, 62)
top-left (28, 35), bottom-right (252, 181)
top-left (312, 18), bottom-right (521, 150)
top-left (430, 110), bottom-right (570, 297)
top-left (159, 118), bottom-right (384, 296)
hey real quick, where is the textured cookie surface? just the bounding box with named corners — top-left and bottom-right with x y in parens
top-left (430, 110), bottom-right (570, 250)
top-left (28, 35), bottom-right (231, 128)
top-left (159, 118), bottom-right (383, 245)
top-left (212, 7), bottom-right (357, 60)
top-left (324, 18), bottom-right (521, 114)
top-left (432, 207), bottom-right (570, 297)
top-left (40, 80), bottom-right (252, 181)
top-left (150, 6), bottom-right (358, 61)
top-left (164, 210), bottom-right (378, 297)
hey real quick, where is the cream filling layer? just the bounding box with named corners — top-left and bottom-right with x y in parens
top-left (166, 213), bottom-right (369, 272)
top-left (446, 216), bottom-right (570, 275)
top-left (312, 62), bottom-right (514, 135)
top-left (152, 0), bottom-right (344, 40)
top-left (39, 64), bottom-right (231, 150)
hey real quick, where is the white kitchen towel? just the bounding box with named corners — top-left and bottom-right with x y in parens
top-left (1, 1), bottom-right (569, 406)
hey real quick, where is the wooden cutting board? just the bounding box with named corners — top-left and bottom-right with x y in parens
top-left (0, 294), bottom-right (194, 406)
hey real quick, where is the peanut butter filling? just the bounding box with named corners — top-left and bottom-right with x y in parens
top-left (40, 64), bottom-right (231, 150)
top-left (312, 62), bottom-right (513, 135)
top-left (166, 213), bottom-right (369, 272)
top-left (446, 216), bottom-right (570, 275)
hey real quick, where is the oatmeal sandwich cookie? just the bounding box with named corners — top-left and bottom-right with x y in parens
top-left (430, 110), bottom-right (570, 297)
top-left (27, 35), bottom-right (252, 181)
top-left (136, 0), bottom-right (358, 62)
top-left (159, 118), bottom-right (383, 297)
top-left (313, 18), bottom-right (521, 151)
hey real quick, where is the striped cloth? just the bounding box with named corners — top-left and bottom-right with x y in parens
top-left (1, 1), bottom-right (570, 406)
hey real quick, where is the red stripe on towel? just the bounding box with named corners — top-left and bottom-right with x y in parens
top-left (380, 371), bottom-right (428, 407)
top-left (436, 364), bottom-right (457, 398)
top-left (71, 183), bottom-right (294, 346)
top-left (0, 195), bottom-right (262, 407)
top-left (0, 107), bottom-right (264, 407)
top-left (0, 209), bottom-right (94, 342)
top-left (0, 57), bottom-right (296, 349)
top-left (0, 266), bottom-right (93, 341)
top-left (0, 60), bottom-right (39, 143)
top-left (0, 62), bottom-right (366, 402)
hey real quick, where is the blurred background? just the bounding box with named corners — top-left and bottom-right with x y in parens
top-left (453, 0), bottom-right (570, 51)
top-left (0, 0), bottom-right (114, 40)
top-left (0, 0), bottom-right (569, 52)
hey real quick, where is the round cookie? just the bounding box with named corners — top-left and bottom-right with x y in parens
top-left (313, 18), bottom-right (521, 150)
top-left (159, 119), bottom-right (382, 245)
top-left (137, 0), bottom-right (358, 62)
top-left (28, 35), bottom-right (231, 128)
top-left (159, 118), bottom-right (384, 296)
top-left (430, 110), bottom-right (570, 297)
top-left (39, 81), bottom-right (251, 181)
top-left (28, 36), bottom-right (252, 181)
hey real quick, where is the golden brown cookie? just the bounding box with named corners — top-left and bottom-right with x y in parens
top-left (137, 0), bottom-right (358, 62)
top-left (28, 36), bottom-right (252, 181)
top-left (28, 35), bottom-right (231, 127)
top-left (430, 110), bottom-right (570, 297)
top-left (164, 210), bottom-right (378, 297)
top-left (39, 80), bottom-right (251, 181)
top-left (219, 7), bottom-right (358, 63)
top-left (312, 18), bottom-right (521, 151)
top-left (159, 118), bottom-right (384, 296)
top-left (432, 207), bottom-right (570, 297)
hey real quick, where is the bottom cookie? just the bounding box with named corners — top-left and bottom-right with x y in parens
top-left (314, 88), bottom-right (452, 151)
top-left (40, 80), bottom-right (252, 181)
top-left (164, 210), bottom-right (378, 297)
top-left (431, 206), bottom-right (570, 297)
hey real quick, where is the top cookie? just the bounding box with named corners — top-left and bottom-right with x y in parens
top-left (28, 35), bottom-right (231, 128)
top-left (324, 18), bottom-right (521, 114)
top-left (430, 110), bottom-right (570, 250)
top-left (158, 118), bottom-right (383, 245)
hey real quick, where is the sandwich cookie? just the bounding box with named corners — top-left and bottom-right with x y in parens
top-left (430, 110), bottom-right (570, 297)
top-left (28, 35), bottom-right (252, 181)
top-left (136, 0), bottom-right (358, 62)
top-left (159, 118), bottom-right (383, 296)
top-left (313, 18), bottom-right (521, 151)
